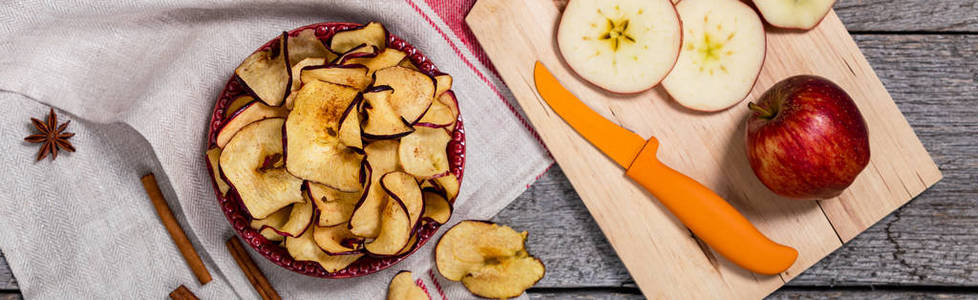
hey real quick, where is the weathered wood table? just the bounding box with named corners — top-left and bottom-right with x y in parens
top-left (0, 1), bottom-right (975, 299)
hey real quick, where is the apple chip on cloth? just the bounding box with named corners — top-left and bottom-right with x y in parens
top-left (0, 0), bottom-right (549, 299)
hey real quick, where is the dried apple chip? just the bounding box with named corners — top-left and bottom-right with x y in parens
top-left (287, 29), bottom-right (336, 67)
top-left (275, 193), bottom-right (314, 237)
top-left (308, 182), bottom-right (361, 227)
top-left (422, 190), bottom-right (452, 224)
top-left (416, 99), bottom-right (455, 128)
top-left (349, 140), bottom-right (400, 237)
top-left (387, 271), bottom-right (428, 300)
top-left (330, 22), bottom-right (387, 54)
top-left (205, 147), bottom-right (230, 196)
top-left (337, 97), bottom-right (363, 150)
top-left (236, 32), bottom-right (291, 106)
top-left (362, 87), bottom-right (415, 139)
top-left (301, 65), bottom-right (372, 91)
top-left (285, 225), bottom-right (363, 272)
top-left (250, 205), bottom-right (290, 241)
top-left (343, 48), bottom-right (407, 76)
top-left (435, 221), bottom-right (527, 281)
top-left (216, 100), bottom-right (288, 148)
top-left (284, 57), bottom-right (327, 110)
top-left (220, 118), bottom-right (304, 219)
top-left (399, 126), bottom-right (451, 178)
top-left (374, 66), bottom-right (435, 124)
top-left (313, 224), bottom-right (362, 255)
top-left (461, 255), bottom-right (545, 299)
top-left (434, 74), bottom-right (453, 98)
top-left (381, 171), bottom-right (424, 229)
top-left (434, 174), bottom-right (460, 201)
top-left (284, 80), bottom-right (363, 191)
top-left (363, 190), bottom-right (412, 256)
top-left (224, 95), bottom-right (255, 119)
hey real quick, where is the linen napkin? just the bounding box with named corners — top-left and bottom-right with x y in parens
top-left (0, 0), bottom-right (551, 299)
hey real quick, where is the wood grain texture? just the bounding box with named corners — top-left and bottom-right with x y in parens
top-left (468, 0), bottom-right (941, 298)
top-left (0, 253), bottom-right (13, 290)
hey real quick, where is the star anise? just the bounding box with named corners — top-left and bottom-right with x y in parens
top-left (24, 108), bottom-right (75, 161)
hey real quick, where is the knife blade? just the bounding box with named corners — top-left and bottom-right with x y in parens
top-left (533, 61), bottom-right (797, 275)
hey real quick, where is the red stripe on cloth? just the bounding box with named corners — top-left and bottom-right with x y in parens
top-left (428, 269), bottom-right (449, 300)
top-left (416, 278), bottom-right (435, 300)
top-left (403, 0), bottom-right (547, 147)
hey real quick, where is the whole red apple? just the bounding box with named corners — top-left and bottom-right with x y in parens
top-left (745, 75), bottom-right (870, 199)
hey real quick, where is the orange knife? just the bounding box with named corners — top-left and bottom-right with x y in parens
top-left (533, 61), bottom-right (797, 275)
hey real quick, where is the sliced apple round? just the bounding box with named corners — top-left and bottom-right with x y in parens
top-left (301, 65), bottom-right (372, 91)
top-left (236, 32), bottom-right (291, 106)
top-left (753, 0), bottom-right (836, 30)
top-left (285, 225), bottom-right (363, 272)
top-left (387, 271), bottom-right (428, 300)
top-left (435, 221), bottom-right (528, 281)
top-left (216, 100), bottom-right (288, 148)
top-left (220, 118), bottom-right (304, 219)
top-left (557, 0), bottom-right (682, 93)
top-left (284, 80), bottom-right (364, 191)
top-left (382, 171), bottom-right (424, 229)
top-left (399, 126), bottom-right (451, 178)
top-left (313, 224), bottom-right (362, 255)
top-left (343, 48), bottom-right (408, 76)
top-left (308, 182), bottom-right (361, 227)
top-left (363, 189), bottom-right (412, 256)
top-left (205, 147), bottom-right (230, 196)
top-left (461, 254), bottom-right (545, 299)
top-left (422, 189), bottom-right (452, 224)
top-left (373, 67), bottom-right (435, 124)
top-left (661, 0), bottom-right (766, 111)
top-left (287, 29), bottom-right (336, 67)
top-left (349, 140), bottom-right (400, 237)
top-left (361, 86), bottom-right (415, 139)
top-left (330, 22), bottom-right (388, 54)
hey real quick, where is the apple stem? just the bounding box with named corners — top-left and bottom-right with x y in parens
top-left (748, 102), bottom-right (774, 119)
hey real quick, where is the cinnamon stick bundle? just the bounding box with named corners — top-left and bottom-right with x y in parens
top-left (227, 237), bottom-right (282, 300)
top-left (141, 173), bottom-right (212, 284)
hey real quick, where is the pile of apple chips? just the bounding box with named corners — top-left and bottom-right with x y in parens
top-left (205, 22), bottom-right (461, 273)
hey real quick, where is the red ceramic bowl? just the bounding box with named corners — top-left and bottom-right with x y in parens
top-left (206, 22), bottom-right (465, 278)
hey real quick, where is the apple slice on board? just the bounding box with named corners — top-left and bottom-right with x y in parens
top-left (220, 118), bottom-right (304, 219)
top-left (753, 0), bottom-right (836, 30)
top-left (661, 0), bottom-right (766, 111)
top-left (236, 32), bottom-right (291, 106)
top-left (399, 126), bottom-right (451, 178)
top-left (285, 225), bottom-right (363, 272)
top-left (387, 271), bottom-right (428, 300)
top-left (556, 0), bottom-right (682, 93)
top-left (350, 140), bottom-right (400, 237)
top-left (284, 80), bottom-right (363, 192)
top-left (216, 100), bottom-right (288, 148)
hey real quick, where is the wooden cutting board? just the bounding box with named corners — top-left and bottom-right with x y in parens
top-left (466, 0), bottom-right (942, 299)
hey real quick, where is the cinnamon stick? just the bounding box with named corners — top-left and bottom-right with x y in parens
top-left (141, 173), bottom-right (212, 284)
top-left (169, 285), bottom-right (199, 300)
top-left (226, 237), bottom-right (281, 300)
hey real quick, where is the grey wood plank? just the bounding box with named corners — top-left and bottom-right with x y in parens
top-left (0, 252), bottom-right (13, 290)
top-left (493, 34), bottom-right (978, 288)
top-left (835, 0), bottom-right (978, 32)
top-left (527, 290), bottom-right (978, 300)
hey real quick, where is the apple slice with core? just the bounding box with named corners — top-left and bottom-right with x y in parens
top-left (435, 221), bottom-right (528, 280)
top-left (220, 118), bottom-right (304, 219)
top-left (216, 100), bottom-right (288, 148)
top-left (205, 147), bottom-right (230, 196)
top-left (301, 65), bottom-right (372, 91)
top-left (557, 0), bottom-right (682, 93)
top-left (361, 87), bottom-right (415, 139)
top-left (373, 66), bottom-right (435, 124)
top-left (236, 32), bottom-right (291, 106)
top-left (313, 224), bottom-right (362, 255)
top-left (285, 225), bottom-right (363, 272)
top-left (381, 171), bottom-right (424, 229)
top-left (388, 271), bottom-right (428, 300)
top-left (284, 80), bottom-right (364, 191)
top-left (330, 22), bottom-right (387, 54)
top-left (752, 0), bottom-right (836, 30)
top-left (661, 0), bottom-right (766, 111)
top-left (363, 188), bottom-right (412, 256)
top-left (350, 140), bottom-right (400, 237)
top-left (399, 126), bottom-right (451, 178)
top-left (461, 253), bottom-right (546, 299)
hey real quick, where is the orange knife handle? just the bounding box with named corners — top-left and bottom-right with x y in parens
top-left (625, 138), bottom-right (798, 275)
